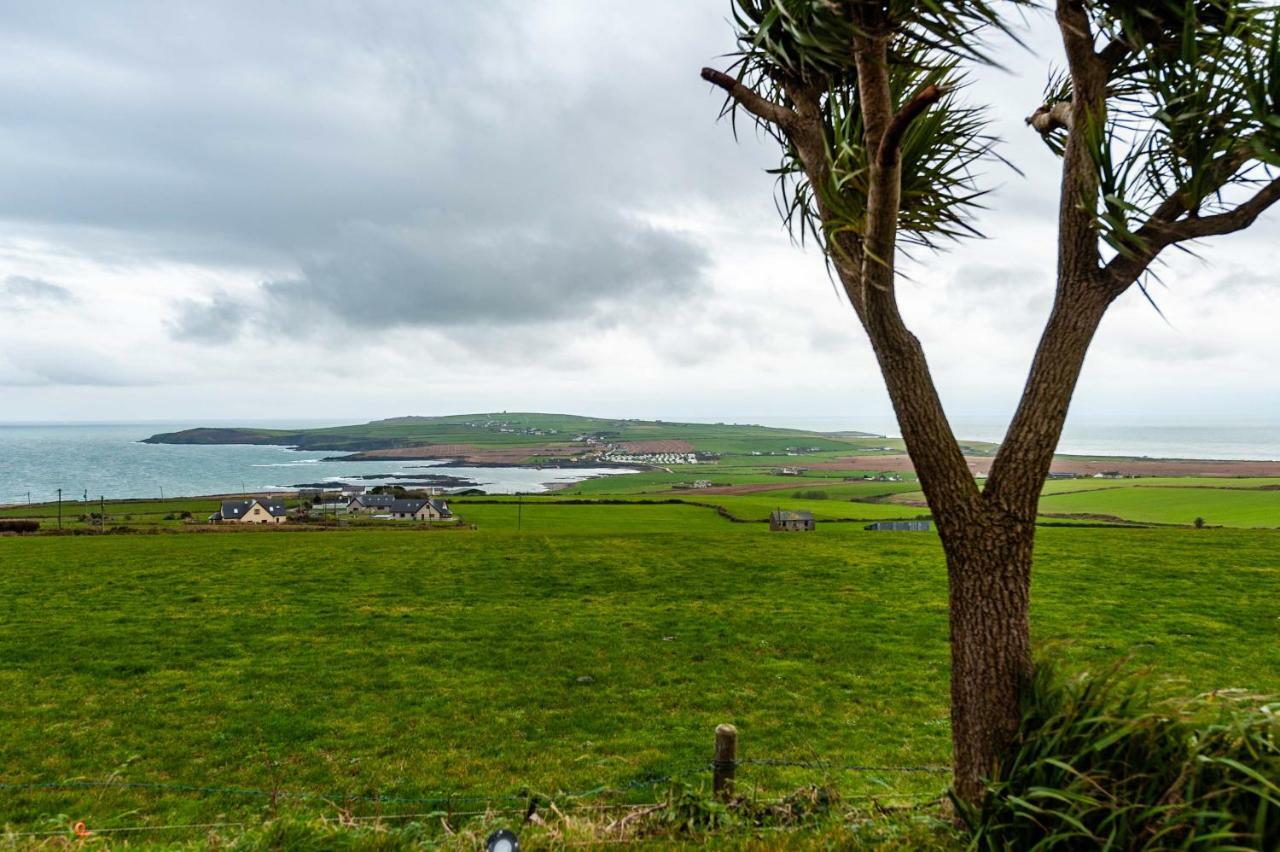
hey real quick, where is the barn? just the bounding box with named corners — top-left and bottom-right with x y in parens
top-left (769, 509), bottom-right (815, 532)
top-left (864, 520), bottom-right (932, 532)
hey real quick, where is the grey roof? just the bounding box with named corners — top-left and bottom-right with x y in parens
top-left (387, 498), bottom-right (452, 516)
top-left (864, 520), bottom-right (932, 531)
top-left (770, 509), bottom-right (814, 522)
top-left (353, 494), bottom-right (398, 507)
top-left (219, 498), bottom-right (287, 518)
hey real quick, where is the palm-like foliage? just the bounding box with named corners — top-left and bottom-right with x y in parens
top-left (717, 1), bottom-right (1019, 251)
top-left (1040, 1), bottom-right (1280, 260)
top-left (960, 661), bottom-right (1280, 849)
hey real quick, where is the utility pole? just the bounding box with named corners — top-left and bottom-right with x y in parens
top-left (57, 488), bottom-right (62, 530)
top-left (160, 485), bottom-right (164, 501)
top-left (100, 495), bottom-right (105, 532)
top-left (517, 493), bottom-right (522, 531)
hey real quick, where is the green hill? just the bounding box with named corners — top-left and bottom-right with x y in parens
top-left (143, 412), bottom-right (886, 454)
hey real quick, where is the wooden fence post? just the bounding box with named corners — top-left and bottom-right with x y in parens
top-left (713, 723), bottom-right (737, 801)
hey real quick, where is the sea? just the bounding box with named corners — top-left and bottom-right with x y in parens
top-left (1, 418), bottom-right (1278, 505)
top-left (0, 422), bottom-right (635, 504)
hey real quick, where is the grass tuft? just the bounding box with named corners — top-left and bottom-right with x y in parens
top-left (959, 660), bottom-right (1280, 850)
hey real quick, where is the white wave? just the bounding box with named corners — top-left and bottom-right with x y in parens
top-left (250, 460), bottom-right (322, 467)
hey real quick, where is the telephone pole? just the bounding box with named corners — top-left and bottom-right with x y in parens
top-left (100, 495), bottom-right (105, 532)
top-left (57, 488), bottom-right (62, 530)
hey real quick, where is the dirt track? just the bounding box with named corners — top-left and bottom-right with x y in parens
top-left (809, 454), bottom-right (1280, 477)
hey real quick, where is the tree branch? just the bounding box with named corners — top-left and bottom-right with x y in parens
top-left (1105, 175), bottom-right (1280, 287)
top-left (1054, 0), bottom-right (1107, 283)
top-left (700, 67), bottom-right (798, 131)
top-left (848, 37), bottom-right (982, 528)
top-left (877, 84), bottom-right (949, 168)
top-left (1025, 101), bottom-right (1072, 135)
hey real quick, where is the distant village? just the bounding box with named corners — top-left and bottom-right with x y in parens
top-left (208, 487), bottom-right (454, 526)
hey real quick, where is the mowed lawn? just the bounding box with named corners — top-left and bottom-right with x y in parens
top-left (1, 524), bottom-right (1278, 832)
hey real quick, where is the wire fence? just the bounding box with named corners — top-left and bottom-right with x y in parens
top-left (0, 751), bottom-right (951, 841)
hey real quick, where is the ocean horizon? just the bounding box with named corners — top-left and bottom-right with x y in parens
top-left (2, 417), bottom-right (1278, 504)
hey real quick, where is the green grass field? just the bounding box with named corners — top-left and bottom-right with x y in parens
top-left (2, 520), bottom-right (1278, 841)
top-left (1038, 485), bottom-right (1280, 526)
top-left (882, 478), bottom-right (1280, 528)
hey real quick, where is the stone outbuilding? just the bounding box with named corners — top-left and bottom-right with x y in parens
top-left (769, 509), bottom-right (815, 532)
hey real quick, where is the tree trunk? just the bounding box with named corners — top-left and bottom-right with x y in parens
top-left (942, 513), bottom-right (1035, 804)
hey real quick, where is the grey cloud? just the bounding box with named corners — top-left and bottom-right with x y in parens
top-left (0, 2), bottom-right (770, 339)
top-left (169, 292), bottom-right (249, 342)
top-left (1208, 267), bottom-right (1274, 297)
top-left (259, 216), bottom-right (709, 332)
top-left (1, 275), bottom-right (74, 307)
top-left (169, 215), bottom-right (710, 342)
top-left (942, 263), bottom-right (1052, 328)
top-left (0, 348), bottom-right (161, 387)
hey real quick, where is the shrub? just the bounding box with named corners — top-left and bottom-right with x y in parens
top-left (959, 661), bottom-right (1280, 850)
top-left (791, 490), bottom-right (829, 500)
top-left (1194, 516), bottom-right (1206, 529)
top-left (0, 520), bottom-right (39, 534)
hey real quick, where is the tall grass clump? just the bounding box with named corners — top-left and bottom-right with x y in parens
top-left (960, 661), bottom-right (1280, 850)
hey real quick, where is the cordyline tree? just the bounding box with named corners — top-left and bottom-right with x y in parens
top-left (702, 0), bottom-right (1280, 803)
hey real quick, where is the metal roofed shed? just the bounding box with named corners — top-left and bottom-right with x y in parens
top-left (864, 520), bottom-right (932, 532)
top-left (769, 509), bottom-right (815, 532)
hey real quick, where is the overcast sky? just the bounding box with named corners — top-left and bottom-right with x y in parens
top-left (1, 2), bottom-right (1276, 430)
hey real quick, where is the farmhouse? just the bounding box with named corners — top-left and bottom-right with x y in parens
top-left (769, 509), bottom-right (815, 532)
top-left (210, 498), bottom-right (288, 524)
top-left (864, 520), bottom-right (932, 532)
top-left (388, 498), bottom-right (452, 521)
top-left (346, 494), bottom-right (399, 514)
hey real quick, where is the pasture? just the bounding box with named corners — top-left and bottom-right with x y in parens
top-left (1, 519), bottom-right (1278, 841)
top-left (889, 477), bottom-right (1280, 527)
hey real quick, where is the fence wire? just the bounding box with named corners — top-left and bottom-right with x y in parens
top-left (0, 755), bottom-right (950, 841)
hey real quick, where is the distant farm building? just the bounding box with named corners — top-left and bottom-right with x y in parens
top-left (387, 499), bottom-right (452, 521)
top-left (864, 520), bottom-right (932, 532)
top-left (769, 509), bottom-right (815, 532)
top-left (211, 498), bottom-right (288, 524)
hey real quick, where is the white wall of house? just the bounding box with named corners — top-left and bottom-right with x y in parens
top-left (233, 501), bottom-right (285, 524)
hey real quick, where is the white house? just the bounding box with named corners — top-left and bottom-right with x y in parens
top-left (211, 498), bottom-right (288, 524)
